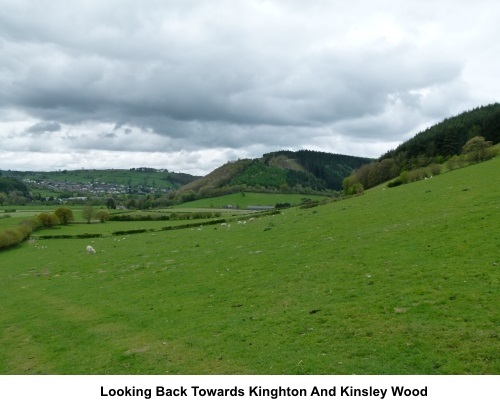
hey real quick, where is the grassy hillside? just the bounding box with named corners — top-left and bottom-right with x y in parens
top-left (344, 104), bottom-right (500, 192)
top-left (176, 159), bottom-right (253, 196)
top-left (0, 158), bottom-right (498, 374)
top-left (175, 192), bottom-right (327, 209)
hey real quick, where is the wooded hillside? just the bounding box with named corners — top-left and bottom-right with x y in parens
top-left (344, 103), bottom-right (500, 192)
top-left (382, 103), bottom-right (500, 163)
top-left (176, 150), bottom-right (372, 200)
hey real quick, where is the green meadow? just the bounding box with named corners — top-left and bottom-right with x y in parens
top-left (174, 192), bottom-right (329, 209)
top-left (0, 159), bottom-right (498, 374)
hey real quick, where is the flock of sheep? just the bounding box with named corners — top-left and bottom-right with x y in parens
top-left (84, 217), bottom-right (258, 254)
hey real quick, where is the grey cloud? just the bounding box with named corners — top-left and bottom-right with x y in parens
top-left (1, 2), bottom-right (464, 129)
top-left (26, 121), bottom-right (61, 134)
top-left (100, 132), bottom-right (117, 139)
top-left (0, 0), bottom-right (498, 173)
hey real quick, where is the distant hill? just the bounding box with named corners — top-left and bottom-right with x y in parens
top-left (0, 176), bottom-right (29, 196)
top-left (176, 150), bottom-right (373, 200)
top-left (0, 168), bottom-right (200, 200)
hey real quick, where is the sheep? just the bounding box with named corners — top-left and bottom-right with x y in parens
top-left (86, 245), bottom-right (96, 254)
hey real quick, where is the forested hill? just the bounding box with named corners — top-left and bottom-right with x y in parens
top-left (381, 103), bottom-right (500, 162)
top-left (0, 176), bottom-right (29, 196)
top-left (176, 150), bottom-right (373, 200)
top-left (343, 103), bottom-right (500, 193)
top-left (262, 150), bottom-right (373, 190)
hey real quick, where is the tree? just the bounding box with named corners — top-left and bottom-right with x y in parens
top-left (462, 136), bottom-right (493, 162)
top-left (82, 205), bottom-right (95, 224)
top-left (106, 198), bottom-right (116, 209)
top-left (54, 207), bottom-right (74, 225)
top-left (37, 212), bottom-right (60, 228)
top-left (94, 210), bottom-right (110, 223)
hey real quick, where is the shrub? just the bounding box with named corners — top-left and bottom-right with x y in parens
top-left (55, 207), bottom-right (74, 225)
top-left (387, 178), bottom-right (403, 188)
top-left (344, 182), bottom-right (364, 196)
top-left (0, 225), bottom-right (32, 250)
top-left (428, 163), bottom-right (442, 176)
top-left (112, 229), bottom-right (148, 236)
top-left (38, 233), bottom-right (103, 240)
top-left (407, 168), bottom-right (427, 182)
top-left (82, 205), bottom-right (95, 224)
top-left (20, 217), bottom-right (42, 232)
top-left (481, 148), bottom-right (497, 161)
top-left (95, 210), bottom-right (110, 223)
top-left (300, 201), bottom-right (319, 209)
top-left (462, 136), bottom-right (493, 162)
top-left (37, 212), bottom-right (60, 228)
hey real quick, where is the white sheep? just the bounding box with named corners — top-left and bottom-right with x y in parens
top-left (86, 245), bottom-right (96, 254)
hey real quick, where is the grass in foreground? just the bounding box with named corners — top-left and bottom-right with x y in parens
top-left (0, 159), bottom-right (498, 374)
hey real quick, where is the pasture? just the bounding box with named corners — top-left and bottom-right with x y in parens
top-left (0, 159), bottom-right (498, 374)
top-left (174, 192), bottom-right (330, 209)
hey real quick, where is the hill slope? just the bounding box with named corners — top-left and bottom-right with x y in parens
top-left (0, 168), bottom-right (200, 198)
top-left (177, 150), bottom-right (372, 200)
top-left (345, 103), bottom-right (500, 191)
top-left (381, 103), bottom-right (500, 162)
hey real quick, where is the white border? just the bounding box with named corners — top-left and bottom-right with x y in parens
top-left (1, 375), bottom-right (498, 404)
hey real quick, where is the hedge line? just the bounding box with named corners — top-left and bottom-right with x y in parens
top-left (161, 218), bottom-right (226, 231)
top-left (109, 211), bottom-right (222, 222)
top-left (37, 233), bottom-right (103, 240)
top-left (0, 225), bottom-right (32, 250)
top-left (0, 217), bottom-right (44, 250)
top-left (112, 229), bottom-right (148, 236)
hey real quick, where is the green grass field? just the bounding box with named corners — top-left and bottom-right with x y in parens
top-left (174, 192), bottom-right (329, 209)
top-left (0, 159), bottom-right (498, 374)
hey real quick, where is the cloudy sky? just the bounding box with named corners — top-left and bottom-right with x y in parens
top-left (1, 0), bottom-right (499, 175)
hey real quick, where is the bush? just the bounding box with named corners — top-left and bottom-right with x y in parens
top-left (112, 229), bottom-right (148, 236)
top-left (20, 217), bottom-right (42, 232)
top-left (54, 207), bottom-right (74, 225)
top-left (37, 212), bottom-right (60, 228)
top-left (0, 224), bottom-right (32, 250)
top-left (38, 233), bottom-right (103, 240)
top-left (300, 201), bottom-right (319, 209)
top-left (481, 148), bottom-right (497, 161)
top-left (428, 163), bottom-right (442, 176)
top-left (407, 168), bottom-right (427, 182)
top-left (462, 136), bottom-right (493, 162)
top-left (446, 155), bottom-right (468, 170)
top-left (95, 210), bottom-right (110, 223)
top-left (387, 178), bottom-right (403, 188)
